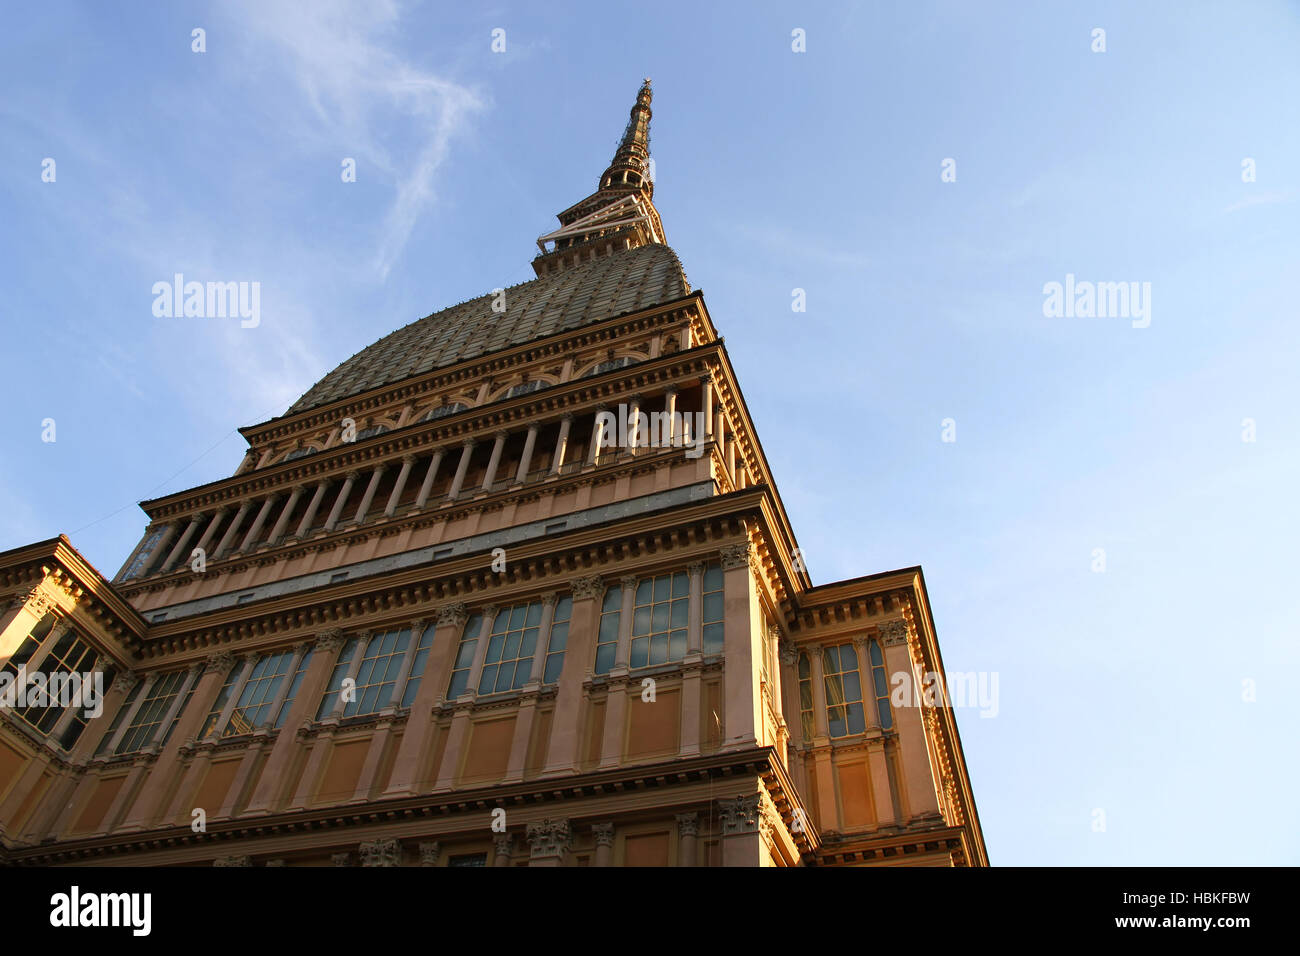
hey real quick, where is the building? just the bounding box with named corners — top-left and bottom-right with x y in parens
top-left (0, 81), bottom-right (987, 867)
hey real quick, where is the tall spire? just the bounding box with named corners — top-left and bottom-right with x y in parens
top-left (533, 79), bottom-right (665, 277)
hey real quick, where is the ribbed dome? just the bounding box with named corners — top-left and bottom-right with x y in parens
top-left (287, 243), bottom-right (690, 415)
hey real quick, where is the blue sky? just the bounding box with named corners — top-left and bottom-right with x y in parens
top-left (2, 1), bottom-right (1297, 865)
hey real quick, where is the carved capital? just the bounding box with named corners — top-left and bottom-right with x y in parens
top-left (493, 833), bottom-right (514, 857)
top-left (330, 851), bottom-right (351, 867)
top-left (213, 855), bottom-right (252, 867)
top-left (359, 838), bottom-right (400, 867)
top-left (437, 602), bottom-right (469, 628)
top-left (878, 620), bottom-right (908, 646)
top-left (204, 651), bottom-right (235, 675)
top-left (570, 575), bottom-right (604, 602)
top-left (591, 822), bottom-right (615, 848)
top-left (526, 818), bottom-right (571, 858)
top-left (687, 562), bottom-right (704, 577)
top-left (675, 812), bottom-right (699, 837)
top-left (778, 641), bottom-right (798, 667)
top-left (718, 794), bottom-right (762, 835)
top-left (719, 542), bottom-right (752, 570)
top-left (314, 628), bottom-right (346, 652)
top-left (419, 842), bottom-right (441, 866)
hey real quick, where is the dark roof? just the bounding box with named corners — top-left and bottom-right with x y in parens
top-left (287, 243), bottom-right (691, 415)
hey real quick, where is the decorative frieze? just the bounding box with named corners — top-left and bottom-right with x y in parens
top-left (717, 794), bottom-right (762, 835)
top-left (719, 542), bottom-right (752, 570)
top-left (878, 620), bottom-right (908, 646)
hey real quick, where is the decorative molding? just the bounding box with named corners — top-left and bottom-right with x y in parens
top-left (314, 628), bottom-right (345, 652)
top-left (204, 651), bottom-right (235, 675)
top-left (213, 855), bottom-right (251, 867)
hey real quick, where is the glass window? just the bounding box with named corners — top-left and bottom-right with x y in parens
top-left (202, 659), bottom-right (248, 737)
top-left (12, 627), bottom-right (98, 733)
top-left (1, 612), bottom-right (57, 680)
top-left (542, 596), bottom-right (572, 683)
top-left (446, 614), bottom-right (484, 699)
top-left (423, 402), bottom-right (467, 421)
top-left (59, 666), bottom-right (117, 750)
top-left (116, 670), bottom-right (188, 754)
top-left (355, 424), bottom-right (389, 441)
top-left (593, 585), bottom-right (622, 675)
top-left (822, 644), bottom-right (865, 738)
top-left (315, 637), bottom-right (360, 719)
top-left (798, 653), bottom-right (814, 740)
top-left (701, 564), bottom-right (724, 656)
top-left (96, 679), bottom-right (142, 756)
top-left (478, 603), bottom-right (542, 695)
top-left (629, 571), bottom-right (689, 668)
top-left (506, 380), bottom-right (544, 398)
top-left (869, 639), bottom-right (893, 730)
top-left (283, 446), bottom-right (317, 462)
top-left (345, 629), bottom-right (411, 718)
top-left (122, 526), bottom-right (167, 580)
top-left (448, 853), bottom-right (487, 867)
top-left (399, 625), bottom-right (435, 708)
top-left (273, 649), bottom-right (314, 728)
top-left (160, 671), bottom-right (197, 746)
top-left (225, 650), bottom-right (296, 735)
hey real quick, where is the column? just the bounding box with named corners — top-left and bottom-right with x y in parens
top-left (116, 662), bottom-right (205, 831)
top-left (664, 387), bottom-right (679, 445)
top-left (213, 500), bottom-right (252, 558)
top-left (592, 823), bottom-right (615, 867)
top-left (540, 575), bottom-right (602, 776)
top-left (526, 595), bottom-right (557, 684)
top-left (700, 374), bottom-right (714, 439)
top-left (193, 507), bottom-right (229, 558)
top-left (383, 455), bottom-right (417, 516)
top-left (680, 563), bottom-right (705, 758)
top-left (141, 522), bottom-right (180, 574)
top-left (384, 605), bottom-right (467, 797)
top-left (159, 515), bottom-right (204, 572)
top-left (718, 794), bottom-right (764, 867)
top-left (526, 819), bottom-right (570, 867)
top-left (0, 587), bottom-right (56, 668)
top-left (351, 464), bottom-right (386, 524)
top-left (676, 812), bottom-right (699, 867)
top-left (626, 394), bottom-right (642, 454)
top-left (244, 631), bottom-right (344, 815)
top-left (881, 621), bottom-right (941, 822)
top-left (807, 643), bottom-right (838, 827)
top-left (514, 424), bottom-right (540, 483)
top-left (267, 485), bottom-right (305, 545)
top-left (719, 542), bottom-right (760, 750)
top-left (238, 494), bottom-right (280, 552)
top-left (587, 407), bottom-right (607, 464)
top-left (323, 472), bottom-right (358, 531)
top-left (413, 450), bottom-right (444, 509)
top-left (446, 440), bottom-right (475, 499)
top-left (294, 480), bottom-right (330, 538)
top-left (481, 431), bottom-right (508, 490)
top-left (726, 431), bottom-right (737, 484)
top-left (493, 834), bottom-right (514, 867)
top-left (549, 414), bottom-right (573, 474)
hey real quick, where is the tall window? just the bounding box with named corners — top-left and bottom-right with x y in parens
top-left (868, 639), bottom-right (893, 730)
top-left (58, 666), bottom-right (116, 750)
top-left (478, 603), bottom-right (542, 695)
top-left (399, 625), bottom-right (436, 708)
top-left (593, 586), bottom-right (622, 675)
top-left (225, 649), bottom-right (296, 735)
top-left (629, 571), bottom-right (689, 668)
top-left (96, 679), bottom-right (141, 756)
top-left (701, 564), bottom-right (724, 655)
top-left (822, 643), bottom-right (865, 738)
top-left (316, 629), bottom-right (412, 719)
top-left (11, 627), bottom-right (98, 733)
top-left (316, 637), bottom-right (360, 719)
top-left (1, 612), bottom-right (57, 679)
top-left (446, 614), bottom-right (484, 699)
top-left (798, 653), bottom-right (814, 740)
top-left (202, 659), bottom-right (248, 736)
top-left (122, 526), bottom-right (167, 580)
top-left (117, 670), bottom-right (189, 754)
top-left (542, 596), bottom-right (572, 683)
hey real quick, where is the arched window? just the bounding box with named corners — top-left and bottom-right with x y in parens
top-left (283, 446), bottom-right (317, 462)
top-left (506, 380), bottom-right (545, 399)
top-left (868, 639), bottom-right (893, 730)
top-left (423, 402), bottom-right (467, 422)
top-left (583, 356), bottom-right (637, 378)
top-left (355, 424), bottom-right (389, 441)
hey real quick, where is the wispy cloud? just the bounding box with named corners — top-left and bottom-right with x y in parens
top-left (229, 0), bottom-right (486, 279)
top-left (1223, 191), bottom-right (1295, 214)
